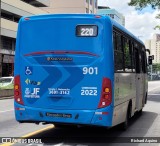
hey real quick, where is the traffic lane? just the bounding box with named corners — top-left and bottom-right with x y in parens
top-left (10, 91), bottom-right (160, 145)
top-left (0, 98), bottom-right (14, 112)
top-left (0, 111), bottom-right (50, 137)
top-left (1, 82), bottom-right (159, 145)
top-left (148, 94), bottom-right (160, 103)
top-left (0, 99), bottom-right (51, 137)
top-left (12, 93), bottom-right (160, 145)
top-left (148, 81), bottom-right (160, 90)
top-left (18, 110), bottom-right (157, 145)
top-left (147, 94), bottom-right (160, 113)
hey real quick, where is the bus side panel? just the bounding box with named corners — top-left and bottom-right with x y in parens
top-left (112, 73), bottom-right (136, 126)
top-left (91, 19), bottom-right (115, 127)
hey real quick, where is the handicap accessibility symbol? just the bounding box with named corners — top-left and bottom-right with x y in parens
top-left (25, 66), bottom-right (33, 75)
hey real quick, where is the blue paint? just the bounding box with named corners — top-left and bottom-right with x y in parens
top-left (14, 14), bottom-right (143, 127)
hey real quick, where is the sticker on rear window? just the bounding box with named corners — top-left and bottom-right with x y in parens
top-left (24, 88), bottom-right (40, 98)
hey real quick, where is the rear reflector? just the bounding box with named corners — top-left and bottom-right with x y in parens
top-left (95, 15), bottom-right (101, 18)
top-left (14, 75), bottom-right (24, 105)
top-left (98, 78), bottom-right (112, 108)
top-left (24, 17), bottom-right (30, 20)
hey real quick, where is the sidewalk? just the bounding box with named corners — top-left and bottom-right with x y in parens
top-left (0, 96), bottom-right (14, 100)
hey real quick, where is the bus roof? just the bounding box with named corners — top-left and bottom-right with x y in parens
top-left (106, 15), bottom-right (144, 45)
top-left (21, 13), bottom-right (144, 46)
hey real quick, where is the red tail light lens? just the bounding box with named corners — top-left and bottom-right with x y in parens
top-left (98, 78), bottom-right (112, 108)
top-left (14, 75), bottom-right (24, 105)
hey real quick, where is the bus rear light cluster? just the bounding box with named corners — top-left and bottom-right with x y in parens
top-left (14, 75), bottom-right (24, 105)
top-left (98, 78), bottom-right (112, 108)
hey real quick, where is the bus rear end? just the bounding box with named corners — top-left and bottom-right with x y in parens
top-left (14, 14), bottom-right (114, 127)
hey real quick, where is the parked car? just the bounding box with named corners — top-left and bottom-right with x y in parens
top-left (0, 76), bottom-right (14, 89)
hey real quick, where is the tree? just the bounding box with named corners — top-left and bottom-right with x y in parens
top-left (152, 63), bottom-right (160, 73)
top-left (128, 0), bottom-right (160, 10)
top-left (128, 0), bottom-right (160, 29)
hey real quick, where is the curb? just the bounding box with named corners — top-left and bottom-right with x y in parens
top-left (0, 96), bottom-right (14, 100)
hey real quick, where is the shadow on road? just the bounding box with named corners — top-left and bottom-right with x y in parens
top-left (26, 111), bottom-right (158, 145)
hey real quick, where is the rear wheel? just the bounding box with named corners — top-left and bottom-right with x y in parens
top-left (138, 109), bottom-right (143, 115)
top-left (120, 103), bottom-right (131, 131)
top-left (145, 93), bottom-right (148, 104)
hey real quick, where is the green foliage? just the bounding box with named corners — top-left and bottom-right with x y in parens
top-left (128, 0), bottom-right (160, 29)
top-left (128, 0), bottom-right (160, 10)
top-left (152, 63), bottom-right (160, 72)
top-left (0, 83), bottom-right (14, 90)
top-left (154, 25), bottom-right (160, 30)
top-left (156, 14), bottom-right (160, 19)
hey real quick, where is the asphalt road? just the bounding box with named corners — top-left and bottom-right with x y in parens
top-left (0, 81), bottom-right (160, 146)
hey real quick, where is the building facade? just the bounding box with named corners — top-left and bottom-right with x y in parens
top-left (0, 0), bottom-right (98, 77)
top-left (97, 7), bottom-right (125, 26)
top-left (42, 0), bottom-right (97, 14)
top-left (0, 0), bottom-right (49, 77)
top-left (145, 34), bottom-right (160, 64)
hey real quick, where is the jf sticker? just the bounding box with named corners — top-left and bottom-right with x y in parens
top-left (25, 66), bottom-right (33, 75)
top-left (25, 88), bottom-right (40, 98)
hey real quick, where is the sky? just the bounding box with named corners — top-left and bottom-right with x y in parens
top-left (98, 0), bottom-right (160, 42)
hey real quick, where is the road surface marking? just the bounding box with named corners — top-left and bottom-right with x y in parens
top-left (148, 94), bottom-right (160, 96)
top-left (22, 125), bottom-right (54, 138)
top-left (53, 143), bottom-right (64, 146)
top-left (148, 86), bottom-right (160, 92)
top-left (0, 125), bottom-right (54, 146)
top-left (0, 109), bottom-right (13, 113)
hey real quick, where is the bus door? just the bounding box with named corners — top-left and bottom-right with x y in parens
top-left (135, 47), bottom-right (143, 111)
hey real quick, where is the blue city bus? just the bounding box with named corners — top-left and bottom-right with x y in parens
top-left (14, 14), bottom-right (148, 129)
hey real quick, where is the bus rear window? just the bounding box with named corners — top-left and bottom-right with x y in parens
top-left (76, 25), bottom-right (98, 37)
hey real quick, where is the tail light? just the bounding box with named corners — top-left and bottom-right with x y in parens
top-left (14, 75), bottom-right (24, 105)
top-left (98, 78), bottom-right (112, 108)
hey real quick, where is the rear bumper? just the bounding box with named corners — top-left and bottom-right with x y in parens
top-left (14, 102), bottom-right (113, 127)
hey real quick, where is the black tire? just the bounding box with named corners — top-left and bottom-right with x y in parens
top-left (120, 104), bottom-right (131, 131)
top-left (145, 93), bottom-right (147, 104)
top-left (138, 109), bottom-right (143, 115)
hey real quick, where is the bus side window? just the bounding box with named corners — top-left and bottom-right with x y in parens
top-left (141, 50), bottom-right (146, 73)
top-left (139, 47), bottom-right (143, 73)
top-left (123, 37), bottom-right (132, 72)
top-left (114, 32), bottom-right (124, 72)
top-left (131, 42), bottom-right (136, 72)
top-left (113, 31), bottom-right (116, 50)
top-left (144, 51), bottom-right (147, 73)
top-left (134, 46), bottom-right (140, 73)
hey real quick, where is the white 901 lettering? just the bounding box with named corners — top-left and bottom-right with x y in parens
top-left (83, 67), bottom-right (98, 75)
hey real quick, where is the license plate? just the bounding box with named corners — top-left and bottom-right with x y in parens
top-left (46, 112), bottom-right (72, 118)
